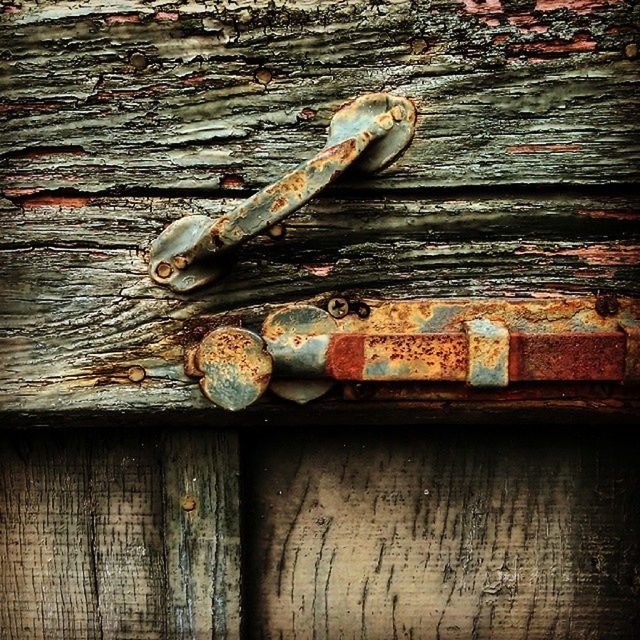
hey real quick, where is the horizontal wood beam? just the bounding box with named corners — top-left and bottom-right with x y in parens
top-left (1, 1), bottom-right (639, 193)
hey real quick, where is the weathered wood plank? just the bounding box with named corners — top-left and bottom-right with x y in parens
top-left (0, 428), bottom-right (242, 639)
top-left (243, 428), bottom-right (640, 639)
top-left (0, 431), bottom-right (101, 639)
top-left (0, 196), bottom-right (640, 411)
top-left (1, 0), bottom-right (639, 193)
top-left (1, 194), bottom-right (638, 415)
top-left (162, 429), bottom-right (242, 640)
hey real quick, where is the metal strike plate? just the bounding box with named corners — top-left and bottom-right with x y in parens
top-left (184, 297), bottom-right (640, 411)
top-left (149, 93), bottom-right (416, 292)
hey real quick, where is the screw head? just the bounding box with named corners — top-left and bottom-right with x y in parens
top-left (155, 261), bottom-right (173, 279)
top-left (327, 297), bottom-right (349, 319)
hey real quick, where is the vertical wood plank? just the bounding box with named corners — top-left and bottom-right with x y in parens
top-left (162, 429), bottom-right (242, 640)
top-left (0, 431), bottom-right (100, 639)
top-left (244, 428), bottom-right (640, 639)
top-left (88, 432), bottom-right (166, 639)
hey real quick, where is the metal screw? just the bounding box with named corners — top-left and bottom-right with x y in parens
top-left (267, 223), bottom-right (286, 240)
top-left (129, 51), bottom-right (148, 70)
top-left (181, 495), bottom-right (197, 512)
top-left (354, 302), bottom-right (370, 319)
top-left (625, 43), bottom-right (638, 59)
top-left (595, 292), bottom-right (619, 317)
top-left (327, 297), bottom-right (349, 319)
top-left (155, 261), bottom-right (173, 279)
top-left (127, 365), bottom-right (146, 383)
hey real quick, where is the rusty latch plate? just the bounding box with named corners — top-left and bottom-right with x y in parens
top-left (183, 297), bottom-right (640, 411)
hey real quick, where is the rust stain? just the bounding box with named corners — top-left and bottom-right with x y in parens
top-left (20, 195), bottom-right (90, 208)
top-left (326, 335), bottom-right (366, 380)
top-left (182, 73), bottom-right (209, 86)
top-left (510, 333), bottom-right (626, 381)
top-left (506, 143), bottom-right (582, 153)
top-left (220, 174), bottom-right (245, 189)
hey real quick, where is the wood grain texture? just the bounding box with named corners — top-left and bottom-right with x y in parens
top-left (162, 429), bottom-right (242, 640)
top-left (0, 428), bottom-right (241, 640)
top-left (1, 0), bottom-right (639, 194)
top-left (243, 428), bottom-right (640, 639)
top-left (0, 193), bottom-right (638, 415)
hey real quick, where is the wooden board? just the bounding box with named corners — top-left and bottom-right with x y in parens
top-left (244, 427), bottom-right (640, 639)
top-left (1, 193), bottom-right (638, 416)
top-left (1, 0), bottom-right (639, 194)
top-left (0, 428), bottom-right (242, 640)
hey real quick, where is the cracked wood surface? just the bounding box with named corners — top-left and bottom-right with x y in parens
top-left (1, 194), bottom-right (639, 416)
top-left (244, 428), bottom-right (640, 639)
top-left (1, 0), bottom-right (639, 193)
top-left (0, 427), bottom-right (242, 640)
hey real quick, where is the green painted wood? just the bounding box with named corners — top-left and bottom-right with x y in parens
top-left (1, 0), bottom-right (639, 194)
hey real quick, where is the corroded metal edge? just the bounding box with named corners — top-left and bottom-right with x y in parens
top-left (185, 297), bottom-right (640, 410)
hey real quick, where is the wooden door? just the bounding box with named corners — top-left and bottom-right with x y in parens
top-left (1, 0), bottom-right (639, 637)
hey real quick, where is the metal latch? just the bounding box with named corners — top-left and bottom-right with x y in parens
top-left (184, 297), bottom-right (640, 411)
top-left (149, 93), bottom-right (416, 292)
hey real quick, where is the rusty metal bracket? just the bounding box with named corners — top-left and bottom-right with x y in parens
top-left (149, 93), bottom-right (416, 292)
top-left (184, 297), bottom-right (640, 411)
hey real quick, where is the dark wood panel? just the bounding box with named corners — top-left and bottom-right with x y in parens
top-left (243, 427), bottom-right (640, 639)
top-left (0, 428), bottom-right (242, 640)
top-left (1, 0), bottom-right (639, 193)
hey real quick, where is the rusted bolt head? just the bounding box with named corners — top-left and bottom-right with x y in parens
top-left (254, 68), bottom-right (272, 86)
top-left (355, 302), bottom-right (371, 319)
top-left (625, 43), bottom-right (638, 59)
top-left (297, 107), bottom-right (317, 122)
top-left (127, 365), bottom-right (146, 383)
top-left (267, 223), bottom-right (286, 240)
top-left (129, 51), bottom-right (148, 70)
top-left (173, 254), bottom-right (189, 270)
top-left (155, 261), bottom-right (173, 279)
top-left (390, 104), bottom-right (406, 122)
top-left (327, 297), bottom-right (349, 319)
top-left (181, 495), bottom-right (196, 512)
top-left (595, 292), bottom-right (619, 317)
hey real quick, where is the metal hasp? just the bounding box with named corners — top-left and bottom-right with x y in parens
top-left (185, 297), bottom-right (640, 411)
top-left (149, 93), bottom-right (416, 292)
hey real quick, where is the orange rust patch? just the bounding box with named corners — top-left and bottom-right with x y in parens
top-left (506, 143), bottom-right (582, 153)
top-left (510, 333), bottom-right (625, 380)
top-left (20, 195), bottom-right (90, 208)
top-left (326, 335), bottom-right (366, 380)
top-left (220, 174), bottom-right (245, 189)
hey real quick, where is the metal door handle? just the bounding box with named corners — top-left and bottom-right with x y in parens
top-left (149, 93), bottom-right (416, 292)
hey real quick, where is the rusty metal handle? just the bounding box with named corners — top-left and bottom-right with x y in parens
top-left (149, 93), bottom-right (416, 292)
